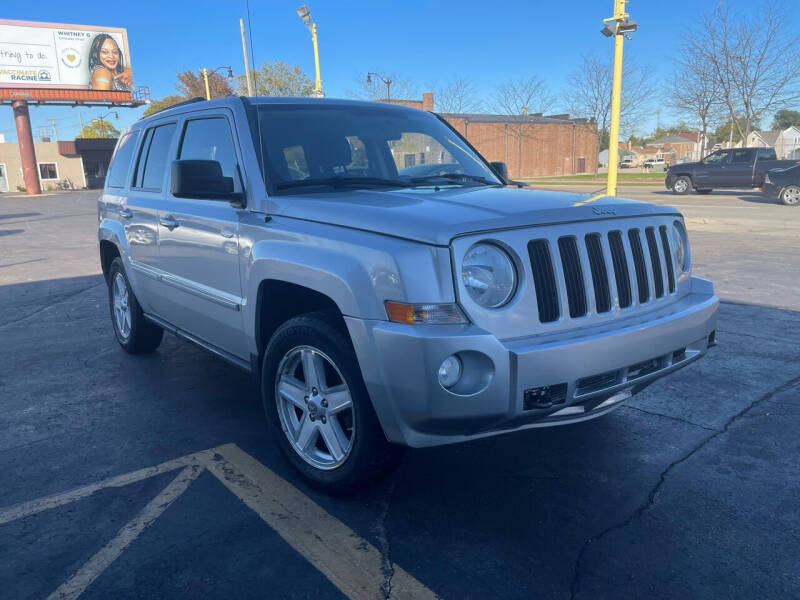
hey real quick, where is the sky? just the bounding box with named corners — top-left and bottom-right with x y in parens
top-left (2, 0), bottom-right (798, 142)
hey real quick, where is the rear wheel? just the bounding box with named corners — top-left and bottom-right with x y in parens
top-left (780, 185), bottom-right (800, 206)
top-left (107, 258), bottom-right (163, 353)
top-left (671, 176), bottom-right (692, 194)
top-left (262, 312), bottom-right (401, 493)
top-left (696, 188), bottom-right (712, 195)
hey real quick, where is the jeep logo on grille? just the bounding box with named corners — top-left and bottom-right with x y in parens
top-left (592, 207), bottom-right (617, 215)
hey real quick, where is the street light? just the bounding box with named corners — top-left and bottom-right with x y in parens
top-left (96, 110), bottom-right (118, 137)
top-left (201, 66), bottom-right (234, 100)
top-left (585, 0), bottom-right (636, 202)
top-left (366, 72), bottom-right (392, 101)
top-left (297, 5), bottom-right (323, 97)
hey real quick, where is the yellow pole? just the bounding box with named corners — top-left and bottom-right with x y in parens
top-left (605, 0), bottom-right (626, 197)
top-left (310, 23), bottom-right (323, 96)
top-left (202, 68), bottom-right (211, 100)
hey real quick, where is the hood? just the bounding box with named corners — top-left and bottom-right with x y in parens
top-left (267, 186), bottom-right (680, 246)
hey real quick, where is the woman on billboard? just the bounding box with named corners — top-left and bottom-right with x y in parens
top-left (88, 33), bottom-right (133, 92)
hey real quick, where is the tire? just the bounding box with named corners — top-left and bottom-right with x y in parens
top-left (107, 257), bottom-right (163, 353)
top-left (262, 311), bottom-right (401, 494)
top-left (696, 188), bottom-right (712, 195)
top-left (780, 185), bottom-right (800, 206)
top-left (671, 176), bottom-right (692, 194)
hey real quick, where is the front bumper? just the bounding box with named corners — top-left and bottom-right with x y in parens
top-left (346, 276), bottom-right (718, 448)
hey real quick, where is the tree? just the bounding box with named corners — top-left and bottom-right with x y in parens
top-left (237, 60), bottom-right (314, 96)
top-left (142, 94), bottom-right (185, 117)
top-left (667, 47), bottom-right (723, 156)
top-left (430, 76), bottom-right (484, 113)
top-left (772, 109), bottom-right (800, 130)
top-left (714, 116), bottom-right (761, 147)
top-left (493, 76), bottom-right (556, 177)
top-left (689, 2), bottom-right (800, 142)
top-left (565, 54), bottom-right (654, 150)
top-left (350, 70), bottom-right (418, 101)
top-left (78, 118), bottom-right (120, 138)
top-left (176, 69), bottom-right (234, 99)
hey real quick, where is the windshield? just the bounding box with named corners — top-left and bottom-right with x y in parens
top-left (254, 103), bottom-right (502, 195)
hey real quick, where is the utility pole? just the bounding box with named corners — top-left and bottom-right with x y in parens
top-left (240, 19), bottom-right (253, 96)
top-left (78, 111), bottom-right (84, 136)
top-left (202, 68), bottom-right (211, 101)
top-left (50, 119), bottom-right (59, 142)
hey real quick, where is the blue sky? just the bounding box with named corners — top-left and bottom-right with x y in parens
top-left (2, 1), bottom-right (797, 142)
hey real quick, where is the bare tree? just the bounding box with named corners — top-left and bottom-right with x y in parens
top-left (349, 70), bottom-right (418, 101)
top-left (492, 77), bottom-right (556, 177)
top-left (690, 2), bottom-right (800, 141)
top-left (565, 54), bottom-right (653, 148)
top-left (431, 76), bottom-right (484, 113)
top-left (667, 49), bottom-right (722, 156)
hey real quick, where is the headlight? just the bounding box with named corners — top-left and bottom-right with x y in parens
top-left (672, 220), bottom-right (690, 273)
top-left (461, 243), bottom-right (517, 308)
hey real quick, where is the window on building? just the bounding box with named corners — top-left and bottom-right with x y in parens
top-left (179, 117), bottom-right (237, 178)
top-left (38, 162), bottom-right (58, 180)
top-left (107, 130), bottom-right (139, 189)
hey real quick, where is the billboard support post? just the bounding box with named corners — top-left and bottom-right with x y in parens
top-left (12, 100), bottom-right (41, 195)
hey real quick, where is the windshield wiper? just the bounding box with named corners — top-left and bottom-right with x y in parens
top-left (408, 173), bottom-right (501, 186)
top-left (276, 177), bottom-right (408, 190)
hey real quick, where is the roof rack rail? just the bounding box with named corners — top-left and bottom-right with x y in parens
top-left (140, 96), bottom-right (206, 119)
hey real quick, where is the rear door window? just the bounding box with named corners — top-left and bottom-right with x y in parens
top-left (106, 130), bottom-right (139, 189)
top-left (756, 148), bottom-right (776, 161)
top-left (731, 149), bottom-right (753, 164)
top-left (139, 123), bottom-right (177, 191)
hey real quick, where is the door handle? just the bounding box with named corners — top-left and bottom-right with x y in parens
top-left (159, 216), bottom-right (179, 230)
top-left (220, 229), bottom-right (235, 239)
top-left (119, 208), bottom-right (133, 219)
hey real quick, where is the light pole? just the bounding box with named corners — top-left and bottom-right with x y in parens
top-left (366, 72), bottom-right (392, 101)
top-left (201, 66), bottom-right (234, 100)
top-left (594, 0), bottom-right (637, 200)
top-left (297, 5), bottom-right (323, 97)
top-left (95, 110), bottom-right (118, 137)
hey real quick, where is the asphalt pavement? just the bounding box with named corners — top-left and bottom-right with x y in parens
top-left (1, 189), bottom-right (798, 599)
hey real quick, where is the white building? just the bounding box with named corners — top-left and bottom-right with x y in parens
top-left (775, 126), bottom-right (800, 160)
top-left (746, 130), bottom-right (781, 149)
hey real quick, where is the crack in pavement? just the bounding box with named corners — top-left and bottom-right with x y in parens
top-left (376, 463), bottom-right (403, 599)
top-left (0, 280), bottom-right (104, 329)
top-left (622, 404), bottom-right (718, 432)
top-left (569, 373), bottom-right (800, 600)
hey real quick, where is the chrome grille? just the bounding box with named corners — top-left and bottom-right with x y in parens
top-left (529, 223), bottom-right (678, 324)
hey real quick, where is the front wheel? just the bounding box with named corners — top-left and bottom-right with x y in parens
top-left (780, 185), bottom-right (800, 206)
top-left (262, 312), bottom-right (401, 493)
top-left (671, 176), bottom-right (692, 194)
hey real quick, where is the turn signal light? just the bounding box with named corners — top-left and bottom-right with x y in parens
top-left (385, 301), bottom-right (467, 324)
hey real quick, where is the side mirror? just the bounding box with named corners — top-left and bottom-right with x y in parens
top-left (170, 160), bottom-right (242, 203)
top-left (490, 161), bottom-right (509, 180)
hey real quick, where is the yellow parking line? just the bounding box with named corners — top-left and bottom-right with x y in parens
top-left (46, 464), bottom-right (203, 600)
top-left (202, 444), bottom-right (438, 600)
top-left (0, 451), bottom-right (211, 526)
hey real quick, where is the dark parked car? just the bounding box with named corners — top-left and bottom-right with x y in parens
top-left (665, 147), bottom-right (799, 194)
top-left (762, 164), bottom-right (800, 206)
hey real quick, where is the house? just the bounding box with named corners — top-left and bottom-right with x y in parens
top-left (746, 130), bottom-right (781, 149)
top-left (598, 146), bottom-right (636, 167)
top-left (645, 134), bottom-right (698, 164)
top-left (675, 131), bottom-right (710, 160)
top-left (775, 127), bottom-right (800, 160)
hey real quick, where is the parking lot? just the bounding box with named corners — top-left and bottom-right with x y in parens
top-left (1, 188), bottom-right (799, 599)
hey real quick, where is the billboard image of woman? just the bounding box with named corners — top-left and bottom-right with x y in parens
top-left (88, 33), bottom-right (133, 92)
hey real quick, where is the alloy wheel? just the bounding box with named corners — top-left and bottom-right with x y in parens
top-left (782, 185), bottom-right (800, 205)
top-left (275, 346), bottom-right (356, 470)
top-left (112, 273), bottom-right (132, 339)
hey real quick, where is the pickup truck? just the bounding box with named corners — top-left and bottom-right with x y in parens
top-left (98, 96), bottom-right (718, 492)
top-left (665, 147), bottom-right (800, 194)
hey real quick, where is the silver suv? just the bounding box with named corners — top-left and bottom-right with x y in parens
top-left (98, 97), bottom-right (718, 492)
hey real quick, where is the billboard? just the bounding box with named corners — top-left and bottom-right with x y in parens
top-left (0, 19), bottom-right (133, 92)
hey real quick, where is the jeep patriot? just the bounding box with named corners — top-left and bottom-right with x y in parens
top-left (98, 97), bottom-right (718, 491)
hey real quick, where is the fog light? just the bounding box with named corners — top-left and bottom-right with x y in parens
top-left (438, 355), bottom-right (462, 388)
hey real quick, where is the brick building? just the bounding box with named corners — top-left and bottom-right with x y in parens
top-left (382, 93), bottom-right (598, 177)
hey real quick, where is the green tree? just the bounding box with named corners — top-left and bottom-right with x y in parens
top-left (78, 118), bottom-right (120, 138)
top-left (142, 94), bottom-right (185, 117)
top-left (237, 60), bottom-right (314, 96)
top-left (714, 116), bottom-right (761, 146)
top-left (771, 109), bottom-right (800, 130)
